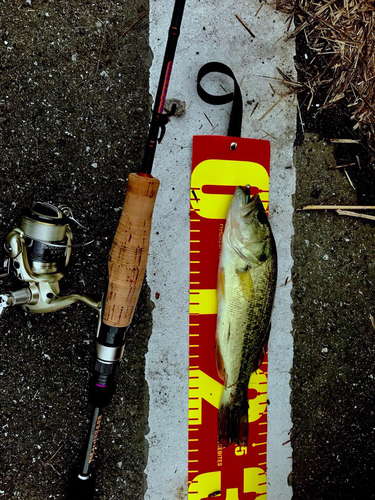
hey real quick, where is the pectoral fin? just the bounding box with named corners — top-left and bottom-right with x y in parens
top-left (218, 266), bottom-right (225, 298)
top-left (236, 266), bottom-right (254, 302)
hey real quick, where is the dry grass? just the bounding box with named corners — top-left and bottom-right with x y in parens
top-left (276, 0), bottom-right (375, 142)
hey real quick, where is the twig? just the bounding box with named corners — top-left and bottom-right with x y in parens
top-left (330, 138), bottom-right (360, 144)
top-left (250, 101), bottom-right (259, 117)
top-left (255, 3), bottom-right (264, 17)
top-left (44, 443), bottom-right (64, 476)
top-left (261, 129), bottom-right (277, 141)
top-left (122, 10), bottom-right (149, 37)
top-left (44, 443), bottom-right (64, 464)
top-left (46, 463), bottom-right (61, 476)
top-left (280, 273), bottom-right (297, 287)
top-left (298, 205), bottom-right (375, 210)
top-left (235, 14), bottom-right (256, 38)
top-left (343, 168), bottom-right (356, 190)
top-left (259, 95), bottom-right (285, 121)
top-left (204, 112), bottom-right (214, 128)
top-left (336, 209), bottom-right (375, 221)
top-left (332, 162), bottom-right (356, 169)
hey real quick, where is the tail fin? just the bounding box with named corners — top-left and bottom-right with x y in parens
top-left (218, 399), bottom-right (248, 447)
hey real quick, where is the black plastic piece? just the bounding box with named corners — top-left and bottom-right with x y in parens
top-left (22, 202), bottom-right (70, 225)
top-left (88, 367), bottom-right (117, 408)
top-left (97, 323), bottom-right (127, 347)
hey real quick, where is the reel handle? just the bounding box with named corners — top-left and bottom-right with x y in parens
top-left (102, 172), bottom-right (160, 327)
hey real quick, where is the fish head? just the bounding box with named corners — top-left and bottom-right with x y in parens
top-left (226, 186), bottom-right (274, 266)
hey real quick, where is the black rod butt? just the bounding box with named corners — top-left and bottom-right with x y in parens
top-left (65, 472), bottom-right (96, 500)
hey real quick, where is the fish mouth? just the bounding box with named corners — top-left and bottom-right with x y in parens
top-left (233, 185), bottom-right (269, 225)
top-left (235, 186), bottom-right (261, 215)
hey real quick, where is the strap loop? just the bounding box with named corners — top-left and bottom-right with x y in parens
top-left (197, 62), bottom-right (243, 137)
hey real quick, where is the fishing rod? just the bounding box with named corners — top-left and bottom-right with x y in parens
top-left (66, 1), bottom-right (186, 497)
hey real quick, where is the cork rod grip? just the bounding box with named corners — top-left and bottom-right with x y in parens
top-left (103, 172), bottom-right (160, 327)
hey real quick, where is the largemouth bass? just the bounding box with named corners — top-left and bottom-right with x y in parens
top-left (215, 186), bottom-right (277, 447)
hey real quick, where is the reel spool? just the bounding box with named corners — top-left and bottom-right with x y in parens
top-left (6, 202), bottom-right (73, 283)
top-left (0, 202), bottom-right (101, 315)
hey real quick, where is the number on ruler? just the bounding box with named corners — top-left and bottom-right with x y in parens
top-left (188, 368), bottom-right (268, 425)
top-left (188, 468), bottom-right (267, 499)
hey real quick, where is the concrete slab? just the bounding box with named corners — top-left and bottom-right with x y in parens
top-left (146, 2), bottom-right (296, 498)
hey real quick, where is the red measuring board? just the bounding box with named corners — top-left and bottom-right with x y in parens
top-left (188, 135), bottom-right (270, 500)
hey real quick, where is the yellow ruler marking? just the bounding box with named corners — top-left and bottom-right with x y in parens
top-left (189, 289), bottom-right (217, 315)
top-left (252, 441), bottom-right (267, 447)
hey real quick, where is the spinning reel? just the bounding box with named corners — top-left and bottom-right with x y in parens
top-left (0, 201), bottom-right (101, 315)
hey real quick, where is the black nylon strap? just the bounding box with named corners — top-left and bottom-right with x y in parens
top-left (197, 62), bottom-right (243, 137)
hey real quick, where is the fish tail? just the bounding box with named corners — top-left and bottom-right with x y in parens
top-left (218, 399), bottom-right (248, 447)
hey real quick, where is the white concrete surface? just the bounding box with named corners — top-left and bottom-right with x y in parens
top-left (146, 1), bottom-right (296, 498)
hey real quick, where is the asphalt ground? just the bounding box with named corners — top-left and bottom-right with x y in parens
top-left (291, 28), bottom-right (375, 500)
top-left (0, 2), bottom-right (151, 498)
